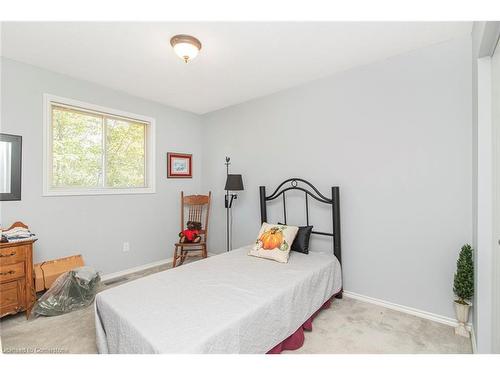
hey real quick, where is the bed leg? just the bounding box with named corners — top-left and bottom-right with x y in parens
top-left (335, 290), bottom-right (343, 299)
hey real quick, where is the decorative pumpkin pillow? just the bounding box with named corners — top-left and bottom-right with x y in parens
top-left (248, 223), bottom-right (299, 263)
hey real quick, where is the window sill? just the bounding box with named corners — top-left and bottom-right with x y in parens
top-left (42, 187), bottom-right (156, 197)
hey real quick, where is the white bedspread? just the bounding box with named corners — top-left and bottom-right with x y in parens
top-left (95, 245), bottom-right (342, 354)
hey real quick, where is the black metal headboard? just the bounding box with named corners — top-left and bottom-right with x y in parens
top-left (259, 178), bottom-right (341, 264)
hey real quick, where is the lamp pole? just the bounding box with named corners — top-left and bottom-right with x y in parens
top-left (225, 156), bottom-right (230, 252)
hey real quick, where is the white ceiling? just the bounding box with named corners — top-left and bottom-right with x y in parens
top-left (1, 22), bottom-right (472, 114)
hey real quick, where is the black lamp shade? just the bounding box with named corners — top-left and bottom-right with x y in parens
top-left (225, 174), bottom-right (244, 191)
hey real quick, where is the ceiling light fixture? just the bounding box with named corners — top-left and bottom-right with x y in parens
top-left (170, 34), bottom-right (202, 63)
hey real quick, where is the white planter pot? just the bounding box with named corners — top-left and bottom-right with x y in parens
top-left (454, 301), bottom-right (471, 338)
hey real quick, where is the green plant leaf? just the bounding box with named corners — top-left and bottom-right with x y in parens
top-left (453, 244), bottom-right (474, 302)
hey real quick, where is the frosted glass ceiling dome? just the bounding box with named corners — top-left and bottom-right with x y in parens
top-left (170, 34), bottom-right (202, 63)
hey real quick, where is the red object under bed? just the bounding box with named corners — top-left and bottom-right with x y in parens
top-left (267, 294), bottom-right (337, 354)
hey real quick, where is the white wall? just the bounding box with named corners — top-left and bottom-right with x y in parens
top-left (0, 35), bottom-right (475, 322)
top-left (471, 21), bottom-right (500, 353)
top-left (0, 58), bottom-right (203, 274)
top-left (471, 21), bottom-right (481, 350)
top-left (491, 35), bottom-right (500, 354)
top-left (201, 36), bottom-right (473, 320)
top-left (475, 56), bottom-right (493, 352)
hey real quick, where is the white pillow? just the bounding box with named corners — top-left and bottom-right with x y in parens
top-left (248, 222), bottom-right (299, 263)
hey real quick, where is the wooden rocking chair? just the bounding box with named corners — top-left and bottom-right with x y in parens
top-left (172, 191), bottom-right (211, 267)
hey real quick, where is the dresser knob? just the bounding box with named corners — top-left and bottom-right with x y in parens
top-left (0, 270), bottom-right (15, 276)
top-left (0, 252), bottom-right (16, 257)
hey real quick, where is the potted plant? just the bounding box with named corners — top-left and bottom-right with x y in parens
top-left (453, 244), bottom-right (474, 337)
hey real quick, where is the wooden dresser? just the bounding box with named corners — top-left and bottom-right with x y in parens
top-left (0, 222), bottom-right (36, 319)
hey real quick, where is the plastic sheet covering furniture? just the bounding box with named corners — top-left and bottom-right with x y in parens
top-left (32, 266), bottom-right (101, 317)
top-left (95, 245), bottom-right (341, 353)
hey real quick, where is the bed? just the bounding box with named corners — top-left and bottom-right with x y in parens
top-left (95, 178), bottom-right (342, 354)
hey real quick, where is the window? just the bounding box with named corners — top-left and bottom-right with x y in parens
top-left (43, 95), bottom-right (155, 196)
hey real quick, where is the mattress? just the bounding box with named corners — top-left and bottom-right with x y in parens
top-left (95, 245), bottom-right (342, 354)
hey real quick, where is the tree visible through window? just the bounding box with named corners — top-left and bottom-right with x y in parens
top-left (50, 104), bottom-right (148, 190)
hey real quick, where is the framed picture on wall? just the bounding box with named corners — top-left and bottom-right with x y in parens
top-left (167, 152), bottom-right (192, 178)
top-left (0, 133), bottom-right (22, 201)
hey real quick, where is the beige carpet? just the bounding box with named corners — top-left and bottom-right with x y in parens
top-left (0, 260), bottom-right (472, 354)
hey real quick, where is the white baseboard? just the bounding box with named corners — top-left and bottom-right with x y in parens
top-left (101, 258), bottom-right (173, 282)
top-left (343, 290), bottom-right (472, 330)
top-left (101, 252), bottom-right (218, 282)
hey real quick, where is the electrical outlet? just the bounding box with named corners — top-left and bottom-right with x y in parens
top-left (122, 242), bottom-right (130, 252)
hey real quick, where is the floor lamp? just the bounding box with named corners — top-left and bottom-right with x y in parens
top-left (224, 157), bottom-right (244, 252)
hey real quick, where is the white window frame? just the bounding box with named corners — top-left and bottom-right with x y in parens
top-left (43, 94), bottom-right (156, 196)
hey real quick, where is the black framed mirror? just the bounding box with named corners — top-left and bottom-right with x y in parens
top-left (0, 133), bottom-right (22, 201)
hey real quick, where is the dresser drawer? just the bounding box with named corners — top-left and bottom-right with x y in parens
top-left (0, 281), bottom-right (20, 305)
top-left (0, 262), bottom-right (25, 282)
top-left (0, 280), bottom-right (24, 317)
top-left (0, 245), bottom-right (26, 265)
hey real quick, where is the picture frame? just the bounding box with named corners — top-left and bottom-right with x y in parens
top-left (167, 152), bottom-right (192, 178)
top-left (0, 133), bottom-right (22, 201)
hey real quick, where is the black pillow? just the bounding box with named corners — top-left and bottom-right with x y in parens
top-left (278, 223), bottom-right (313, 254)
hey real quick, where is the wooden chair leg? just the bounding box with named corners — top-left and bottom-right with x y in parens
top-left (202, 244), bottom-right (207, 258)
top-left (179, 246), bottom-right (187, 265)
top-left (173, 245), bottom-right (178, 268)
